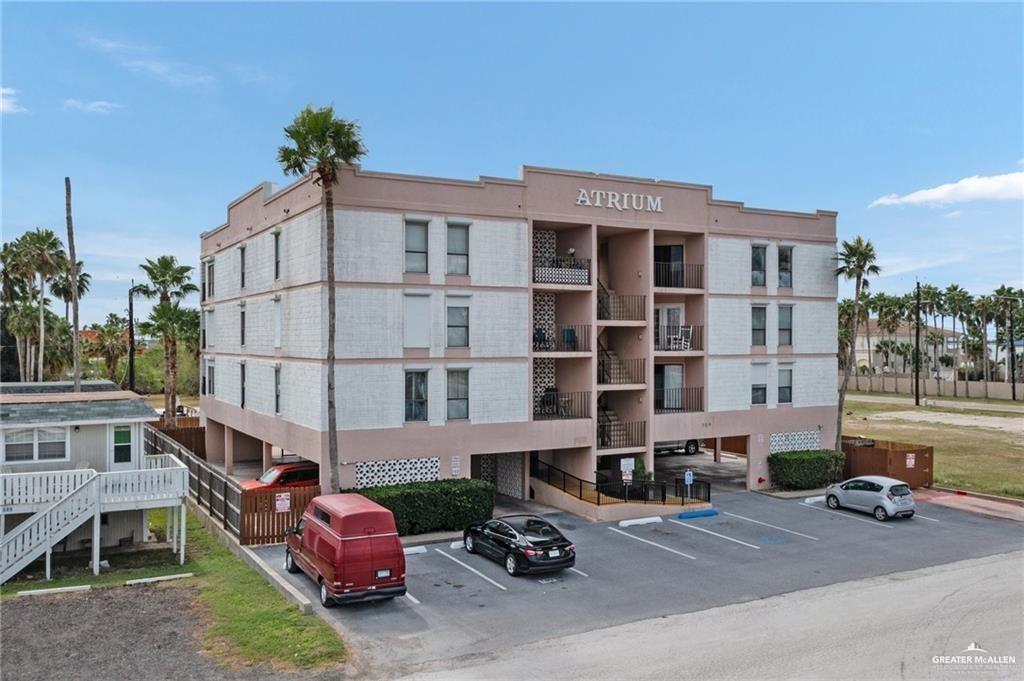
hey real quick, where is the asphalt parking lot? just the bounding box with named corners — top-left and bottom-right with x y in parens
top-left (251, 491), bottom-right (1021, 676)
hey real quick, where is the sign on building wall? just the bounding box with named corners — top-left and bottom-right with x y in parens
top-left (451, 455), bottom-right (461, 477)
top-left (575, 188), bottom-right (663, 213)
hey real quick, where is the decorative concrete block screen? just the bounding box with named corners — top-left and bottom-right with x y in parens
top-left (355, 456), bottom-right (440, 488)
top-left (477, 452), bottom-right (524, 498)
top-left (769, 430), bottom-right (821, 454)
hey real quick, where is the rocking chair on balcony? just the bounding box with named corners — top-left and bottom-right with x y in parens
top-left (668, 326), bottom-right (691, 351)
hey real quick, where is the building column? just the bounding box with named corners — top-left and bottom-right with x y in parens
top-left (223, 425), bottom-right (235, 476)
top-left (262, 441), bottom-right (273, 471)
top-left (713, 437), bottom-right (721, 463)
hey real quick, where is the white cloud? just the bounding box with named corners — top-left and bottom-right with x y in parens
top-left (1, 87), bottom-right (27, 113)
top-left (942, 210), bottom-right (962, 219)
top-left (869, 172), bottom-right (1024, 207)
top-left (63, 99), bottom-right (122, 114)
top-left (83, 35), bottom-right (214, 87)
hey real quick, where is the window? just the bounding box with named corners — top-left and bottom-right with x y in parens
top-left (405, 221), bottom-right (428, 273)
top-left (2, 428), bottom-right (69, 463)
top-left (273, 298), bottom-right (282, 348)
top-left (752, 383), bottom-right (767, 405)
top-left (239, 309), bottom-right (246, 346)
top-left (273, 232), bottom-right (281, 280)
top-left (239, 246), bottom-right (246, 289)
top-left (205, 261), bottom-right (215, 298)
top-left (447, 369), bottom-right (469, 420)
top-left (207, 363), bottom-right (216, 396)
top-left (778, 246), bottom-right (793, 288)
top-left (313, 507), bottom-right (331, 524)
top-left (752, 306), bottom-right (767, 346)
top-left (112, 426), bottom-right (132, 464)
top-left (447, 306), bottom-right (469, 347)
top-left (779, 368), bottom-right (793, 404)
top-left (447, 224), bottom-right (469, 275)
top-left (240, 363), bottom-right (246, 408)
top-left (274, 366), bottom-right (281, 414)
top-left (205, 310), bottom-right (214, 347)
top-left (778, 305), bottom-right (793, 346)
top-left (405, 371), bottom-right (428, 421)
top-left (751, 245), bottom-right (766, 287)
top-left (751, 362), bottom-right (767, 405)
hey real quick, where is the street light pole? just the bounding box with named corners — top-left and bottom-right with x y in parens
top-left (1010, 301), bottom-right (1017, 402)
top-left (915, 281), bottom-right (921, 407)
top-left (128, 280), bottom-right (136, 392)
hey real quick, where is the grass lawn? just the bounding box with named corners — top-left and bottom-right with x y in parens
top-left (843, 398), bottom-right (1024, 499)
top-left (846, 389), bottom-right (1022, 407)
top-left (2, 508), bottom-right (345, 671)
top-left (146, 394), bottom-right (200, 410)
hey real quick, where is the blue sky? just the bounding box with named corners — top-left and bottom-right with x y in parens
top-left (3, 2), bottom-right (1022, 324)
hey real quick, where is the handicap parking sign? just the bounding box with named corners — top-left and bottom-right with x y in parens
top-left (684, 470), bottom-right (693, 486)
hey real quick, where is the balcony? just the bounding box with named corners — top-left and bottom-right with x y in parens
top-left (654, 387), bottom-right (704, 414)
top-left (654, 262), bottom-right (704, 289)
top-left (597, 348), bottom-right (645, 385)
top-left (654, 325), bottom-right (704, 352)
top-left (596, 420), bottom-right (646, 450)
top-left (597, 283), bottom-right (645, 321)
top-left (533, 390), bottom-right (591, 420)
top-left (533, 324), bottom-right (591, 353)
top-left (534, 256), bottom-right (591, 286)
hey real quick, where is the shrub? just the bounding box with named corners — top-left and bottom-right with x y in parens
top-left (352, 479), bottom-right (495, 536)
top-left (768, 450), bottom-right (846, 490)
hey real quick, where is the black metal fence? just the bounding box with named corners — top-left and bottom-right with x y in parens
top-left (598, 287), bottom-right (646, 321)
top-left (596, 420), bottom-right (646, 449)
top-left (654, 386), bottom-right (704, 413)
top-left (533, 324), bottom-right (591, 352)
top-left (533, 390), bottom-right (591, 420)
top-left (654, 325), bottom-right (704, 351)
top-left (598, 354), bottom-right (646, 385)
top-left (654, 262), bottom-right (704, 289)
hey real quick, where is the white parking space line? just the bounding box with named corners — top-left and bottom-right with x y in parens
top-left (913, 513), bottom-right (941, 522)
top-left (434, 549), bottom-right (509, 591)
top-left (799, 503), bottom-right (894, 529)
top-left (607, 527), bottom-right (697, 560)
top-left (568, 567), bottom-right (590, 578)
top-left (667, 518), bottom-right (761, 549)
top-left (722, 511), bottom-right (820, 541)
top-left (405, 592), bottom-right (421, 605)
top-left (403, 546), bottom-right (427, 556)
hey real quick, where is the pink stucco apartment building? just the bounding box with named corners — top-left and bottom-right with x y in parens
top-left (198, 165), bottom-right (838, 504)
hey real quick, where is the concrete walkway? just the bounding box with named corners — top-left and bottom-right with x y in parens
top-left (847, 393), bottom-right (1024, 414)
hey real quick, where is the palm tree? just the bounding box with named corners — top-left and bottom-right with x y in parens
top-left (896, 341), bottom-right (915, 373)
top-left (1, 239), bottom-right (35, 380)
top-left (945, 284), bottom-right (973, 396)
top-left (926, 330), bottom-right (943, 380)
top-left (834, 236), bottom-right (880, 450)
top-left (49, 259), bottom-right (91, 321)
top-left (993, 284), bottom-right (1016, 382)
top-left (140, 302), bottom-right (190, 427)
top-left (136, 255), bottom-right (198, 424)
top-left (87, 314), bottom-right (129, 382)
top-left (19, 228), bottom-right (66, 381)
top-left (278, 104), bottom-right (367, 493)
top-left (974, 295), bottom-right (995, 398)
top-left (857, 290), bottom-right (874, 390)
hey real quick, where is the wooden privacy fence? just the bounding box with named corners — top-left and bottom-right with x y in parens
top-left (240, 486), bottom-right (321, 546)
top-left (842, 437), bottom-right (934, 488)
top-left (144, 425), bottom-right (242, 539)
top-left (152, 421), bottom-right (206, 459)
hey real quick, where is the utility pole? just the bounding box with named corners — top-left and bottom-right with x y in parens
top-left (65, 177), bottom-right (81, 392)
top-left (914, 281), bottom-right (921, 407)
top-left (1010, 301), bottom-right (1017, 401)
top-left (128, 280), bottom-right (136, 392)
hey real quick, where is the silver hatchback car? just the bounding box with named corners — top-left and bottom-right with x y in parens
top-left (826, 475), bottom-right (916, 521)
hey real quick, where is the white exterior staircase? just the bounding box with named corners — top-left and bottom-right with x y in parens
top-left (0, 454), bottom-right (188, 585)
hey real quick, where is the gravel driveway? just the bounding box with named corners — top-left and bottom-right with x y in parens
top-left (0, 585), bottom-right (340, 681)
top-left (868, 409), bottom-right (1024, 435)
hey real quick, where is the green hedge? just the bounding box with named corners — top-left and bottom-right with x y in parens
top-left (768, 450), bottom-right (846, 490)
top-left (351, 479), bottom-right (495, 536)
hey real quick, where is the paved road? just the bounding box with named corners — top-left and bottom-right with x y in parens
top-left (402, 551), bottom-right (1024, 681)
top-left (847, 393), bottom-right (1024, 414)
top-left (252, 492), bottom-right (1022, 679)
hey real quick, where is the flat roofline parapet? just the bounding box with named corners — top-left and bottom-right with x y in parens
top-left (202, 163), bottom-right (837, 253)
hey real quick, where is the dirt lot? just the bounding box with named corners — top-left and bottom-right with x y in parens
top-left (867, 409), bottom-right (1024, 435)
top-left (0, 585), bottom-right (339, 681)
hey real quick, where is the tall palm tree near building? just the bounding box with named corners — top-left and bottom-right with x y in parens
top-left (49, 260), bottom-right (91, 321)
top-left (974, 295), bottom-right (995, 398)
top-left (926, 330), bottom-right (943, 381)
top-left (834, 236), bottom-right (880, 450)
top-left (0, 239), bottom-right (36, 380)
top-left (277, 104), bottom-right (367, 493)
top-left (19, 228), bottom-right (66, 381)
top-left (993, 284), bottom-right (1017, 382)
top-left (896, 341), bottom-right (915, 374)
top-left (140, 302), bottom-right (190, 427)
top-left (87, 314), bottom-right (129, 382)
top-left (857, 290), bottom-right (875, 389)
top-left (944, 284), bottom-right (973, 396)
top-left (137, 255), bottom-right (198, 424)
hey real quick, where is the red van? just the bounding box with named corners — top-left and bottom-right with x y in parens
top-left (284, 494), bottom-right (406, 607)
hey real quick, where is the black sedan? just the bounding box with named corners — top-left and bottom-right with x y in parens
top-left (463, 514), bottom-right (575, 576)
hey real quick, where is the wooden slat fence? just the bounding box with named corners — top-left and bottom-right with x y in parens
top-left (151, 421), bottom-right (206, 459)
top-left (143, 425), bottom-right (242, 539)
top-left (240, 486), bottom-right (320, 546)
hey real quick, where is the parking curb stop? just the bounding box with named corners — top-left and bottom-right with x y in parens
top-left (618, 516), bottom-right (663, 527)
top-left (677, 508), bottom-right (718, 520)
